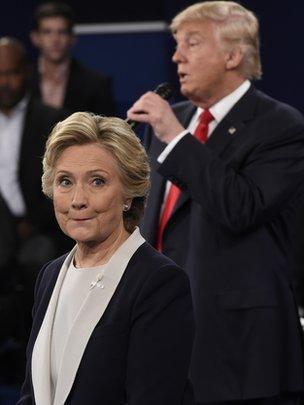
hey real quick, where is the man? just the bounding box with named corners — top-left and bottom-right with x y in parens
top-left (30, 2), bottom-right (114, 115)
top-left (127, 2), bottom-right (304, 404)
top-left (0, 37), bottom-right (68, 388)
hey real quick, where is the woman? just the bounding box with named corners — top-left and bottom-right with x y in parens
top-left (18, 112), bottom-right (194, 404)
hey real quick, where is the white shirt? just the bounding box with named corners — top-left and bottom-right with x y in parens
top-left (50, 258), bottom-right (106, 393)
top-left (157, 80), bottom-right (251, 208)
top-left (0, 96), bottom-right (29, 216)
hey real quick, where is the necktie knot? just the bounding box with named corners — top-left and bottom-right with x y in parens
top-left (200, 109), bottom-right (214, 126)
top-left (194, 109), bottom-right (214, 143)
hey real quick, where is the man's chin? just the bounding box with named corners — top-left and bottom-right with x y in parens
top-left (46, 53), bottom-right (69, 64)
top-left (180, 85), bottom-right (193, 100)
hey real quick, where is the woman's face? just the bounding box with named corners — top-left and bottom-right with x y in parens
top-left (53, 143), bottom-right (130, 246)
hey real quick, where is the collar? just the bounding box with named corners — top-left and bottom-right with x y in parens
top-left (39, 56), bottom-right (70, 80)
top-left (194, 80), bottom-right (251, 124)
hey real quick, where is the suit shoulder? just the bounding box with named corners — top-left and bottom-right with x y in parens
top-left (70, 58), bottom-right (109, 85)
top-left (28, 97), bottom-right (66, 122)
top-left (38, 253), bottom-right (68, 281)
top-left (254, 88), bottom-right (304, 124)
top-left (130, 242), bottom-right (188, 281)
top-left (172, 100), bottom-right (194, 115)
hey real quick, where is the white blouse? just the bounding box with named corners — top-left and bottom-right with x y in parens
top-left (50, 259), bottom-right (105, 393)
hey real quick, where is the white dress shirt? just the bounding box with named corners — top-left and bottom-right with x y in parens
top-left (0, 96), bottom-right (29, 216)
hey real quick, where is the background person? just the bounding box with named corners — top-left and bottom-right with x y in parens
top-left (30, 2), bottom-right (115, 116)
top-left (18, 112), bottom-right (194, 405)
top-left (0, 36), bottom-right (69, 392)
top-left (127, 1), bottom-right (304, 404)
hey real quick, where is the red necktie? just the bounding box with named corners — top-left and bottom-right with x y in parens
top-left (156, 109), bottom-right (214, 251)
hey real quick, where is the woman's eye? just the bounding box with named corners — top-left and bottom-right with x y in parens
top-left (58, 177), bottom-right (71, 187)
top-left (92, 177), bottom-right (105, 186)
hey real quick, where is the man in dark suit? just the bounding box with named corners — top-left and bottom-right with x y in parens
top-left (0, 36), bottom-right (69, 389)
top-left (127, 1), bottom-right (304, 404)
top-left (30, 2), bottom-right (114, 115)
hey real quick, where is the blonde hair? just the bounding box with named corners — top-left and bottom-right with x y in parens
top-left (42, 112), bottom-right (150, 233)
top-left (171, 1), bottom-right (262, 80)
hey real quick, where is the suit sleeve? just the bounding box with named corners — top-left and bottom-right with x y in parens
top-left (158, 109), bottom-right (304, 234)
top-left (126, 264), bottom-right (195, 405)
top-left (16, 263), bottom-right (50, 405)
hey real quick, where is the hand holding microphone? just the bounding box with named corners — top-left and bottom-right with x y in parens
top-left (126, 82), bottom-right (185, 144)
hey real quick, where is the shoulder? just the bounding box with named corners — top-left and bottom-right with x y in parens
top-left (251, 87), bottom-right (304, 126)
top-left (172, 99), bottom-right (195, 116)
top-left (127, 242), bottom-right (190, 291)
top-left (26, 97), bottom-right (66, 124)
top-left (70, 58), bottom-right (109, 85)
top-left (35, 253), bottom-right (68, 290)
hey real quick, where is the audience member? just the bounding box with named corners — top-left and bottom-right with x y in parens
top-left (30, 2), bottom-right (115, 116)
top-left (0, 36), bottom-right (69, 388)
top-left (128, 1), bottom-right (304, 404)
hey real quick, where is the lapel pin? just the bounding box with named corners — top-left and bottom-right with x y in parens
top-left (228, 127), bottom-right (236, 135)
top-left (90, 274), bottom-right (104, 290)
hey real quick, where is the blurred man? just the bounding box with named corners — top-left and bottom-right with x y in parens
top-left (30, 2), bottom-right (114, 115)
top-left (128, 2), bottom-right (304, 404)
top-left (0, 37), bottom-right (67, 387)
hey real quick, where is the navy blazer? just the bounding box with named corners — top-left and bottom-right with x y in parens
top-left (18, 242), bottom-right (195, 404)
top-left (141, 86), bottom-right (304, 402)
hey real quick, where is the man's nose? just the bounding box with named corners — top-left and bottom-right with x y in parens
top-left (172, 46), bottom-right (185, 64)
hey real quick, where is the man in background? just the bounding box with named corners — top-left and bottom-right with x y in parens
top-left (128, 1), bottom-right (304, 404)
top-left (0, 37), bottom-right (68, 389)
top-left (30, 2), bottom-right (115, 115)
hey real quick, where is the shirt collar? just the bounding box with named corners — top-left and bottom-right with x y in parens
top-left (210, 80), bottom-right (251, 123)
top-left (195, 80), bottom-right (251, 123)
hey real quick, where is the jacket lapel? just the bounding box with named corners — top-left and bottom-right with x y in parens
top-left (160, 103), bottom-right (196, 222)
top-left (206, 86), bottom-right (257, 155)
top-left (170, 86), bottom-right (258, 217)
top-left (142, 103), bottom-right (196, 243)
top-left (31, 246), bottom-right (77, 405)
top-left (53, 228), bottom-right (145, 405)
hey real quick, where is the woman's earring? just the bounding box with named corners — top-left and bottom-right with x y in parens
top-left (123, 203), bottom-right (129, 212)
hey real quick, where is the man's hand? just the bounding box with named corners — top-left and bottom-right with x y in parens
top-left (127, 92), bottom-right (185, 144)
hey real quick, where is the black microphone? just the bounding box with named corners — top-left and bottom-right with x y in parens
top-left (126, 82), bottom-right (174, 130)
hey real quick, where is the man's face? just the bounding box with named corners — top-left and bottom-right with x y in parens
top-left (172, 20), bottom-right (231, 106)
top-left (31, 16), bottom-right (74, 63)
top-left (0, 46), bottom-right (27, 112)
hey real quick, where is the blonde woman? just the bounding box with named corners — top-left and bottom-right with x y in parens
top-left (18, 112), bottom-right (194, 405)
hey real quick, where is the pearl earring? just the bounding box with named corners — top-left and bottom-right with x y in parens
top-left (123, 204), bottom-right (129, 212)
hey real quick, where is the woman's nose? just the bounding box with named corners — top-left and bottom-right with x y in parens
top-left (71, 185), bottom-right (88, 209)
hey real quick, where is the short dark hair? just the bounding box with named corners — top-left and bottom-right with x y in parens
top-left (32, 2), bottom-right (75, 32)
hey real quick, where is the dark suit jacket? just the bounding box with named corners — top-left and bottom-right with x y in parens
top-left (19, 97), bottom-right (64, 233)
top-left (0, 97), bottom-right (71, 383)
top-left (141, 86), bottom-right (304, 402)
top-left (18, 242), bottom-right (195, 405)
top-left (31, 58), bottom-right (115, 116)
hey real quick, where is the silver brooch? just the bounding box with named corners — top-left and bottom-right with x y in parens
top-left (90, 274), bottom-right (104, 290)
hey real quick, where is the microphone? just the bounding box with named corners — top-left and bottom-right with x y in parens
top-left (126, 82), bottom-right (174, 130)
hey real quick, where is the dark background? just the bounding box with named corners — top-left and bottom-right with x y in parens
top-left (0, 0), bottom-right (302, 116)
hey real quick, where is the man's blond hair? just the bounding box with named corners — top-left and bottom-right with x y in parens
top-left (171, 1), bottom-right (262, 80)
